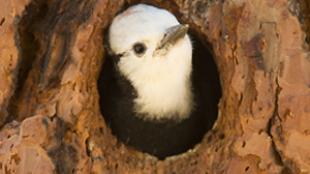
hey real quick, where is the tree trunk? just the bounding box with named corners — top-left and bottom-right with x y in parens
top-left (0, 0), bottom-right (309, 173)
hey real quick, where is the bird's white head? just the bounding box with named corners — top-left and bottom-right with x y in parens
top-left (109, 4), bottom-right (193, 121)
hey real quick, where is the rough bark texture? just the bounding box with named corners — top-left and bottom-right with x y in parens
top-left (0, 0), bottom-right (309, 173)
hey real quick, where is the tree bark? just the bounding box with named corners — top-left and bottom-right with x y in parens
top-left (0, 0), bottom-right (309, 173)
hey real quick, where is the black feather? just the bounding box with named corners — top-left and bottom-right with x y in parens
top-left (98, 35), bottom-right (220, 159)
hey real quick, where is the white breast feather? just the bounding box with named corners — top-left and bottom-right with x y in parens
top-left (118, 36), bottom-right (193, 120)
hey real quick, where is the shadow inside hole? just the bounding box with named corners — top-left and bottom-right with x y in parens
top-left (98, 30), bottom-right (221, 160)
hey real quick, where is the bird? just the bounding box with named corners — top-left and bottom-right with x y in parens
top-left (99, 4), bottom-right (216, 159)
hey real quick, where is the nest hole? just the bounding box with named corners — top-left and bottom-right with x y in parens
top-left (98, 5), bottom-right (221, 160)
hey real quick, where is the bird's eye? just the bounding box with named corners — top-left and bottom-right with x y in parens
top-left (133, 42), bottom-right (146, 56)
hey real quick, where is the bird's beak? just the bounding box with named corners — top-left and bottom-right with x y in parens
top-left (157, 24), bottom-right (189, 50)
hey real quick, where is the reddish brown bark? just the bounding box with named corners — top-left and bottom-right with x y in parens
top-left (0, 0), bottom-right (309, 173)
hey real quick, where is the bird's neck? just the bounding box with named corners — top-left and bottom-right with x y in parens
top-left (128, 69), bottom-right (194, 121)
